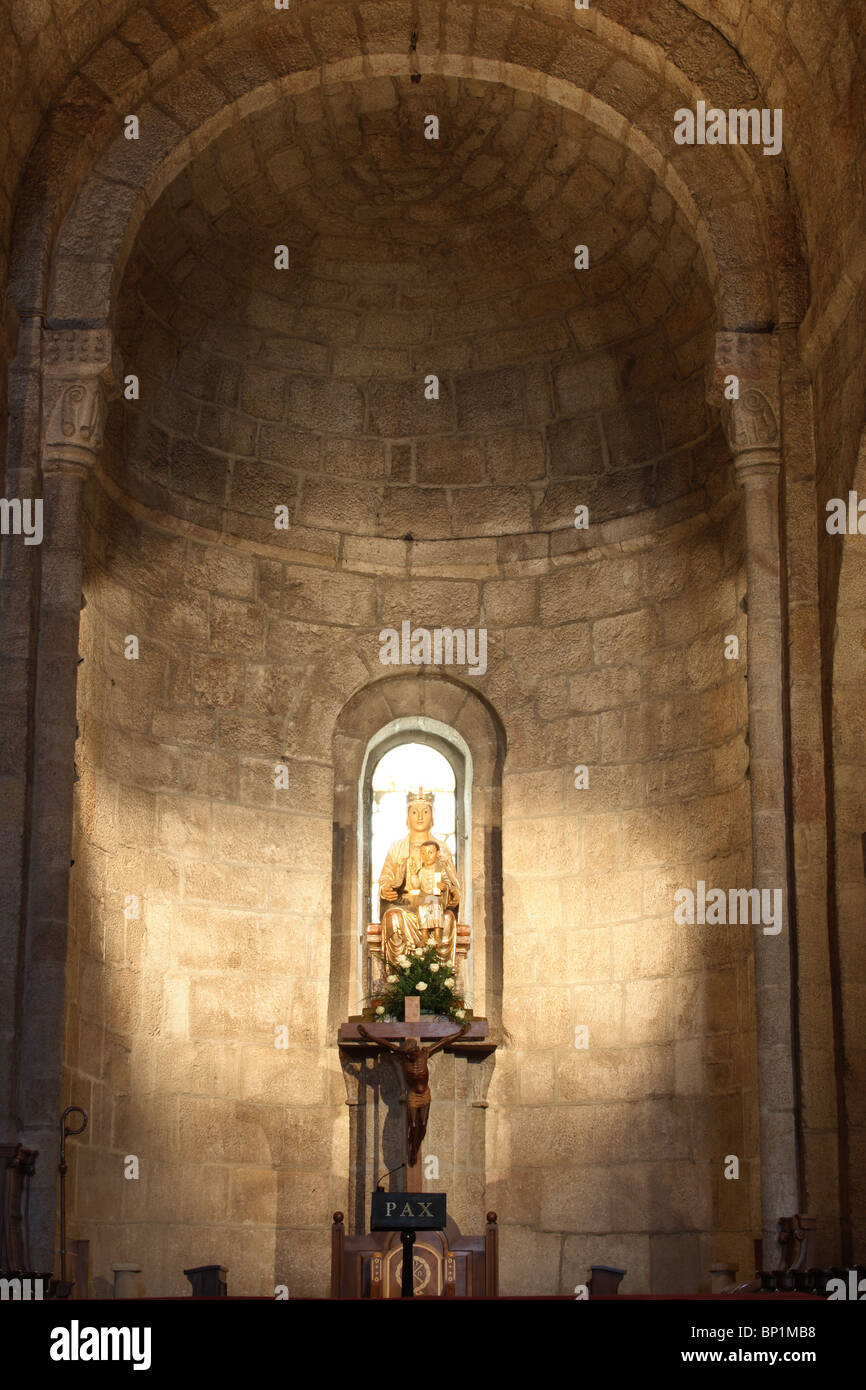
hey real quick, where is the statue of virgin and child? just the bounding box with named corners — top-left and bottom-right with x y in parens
top-left (376, 788), bottom-right (460, 971)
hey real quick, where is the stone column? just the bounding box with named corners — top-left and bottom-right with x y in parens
top-left (0, 293), bottom-right (19, 457)
top-left (0, 292), bottom-right (21, 1140)
top-left (708, 332), bottom-right (801, 1264)
top-left (16, 327), bottom-right (119, 1267)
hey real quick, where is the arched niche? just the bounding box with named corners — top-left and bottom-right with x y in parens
top-left (361, 720), bottom-right (472, 1000)
top-left (329, 674), bottom-right (505, 1036)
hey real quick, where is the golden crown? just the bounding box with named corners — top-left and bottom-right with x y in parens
top-left (406, 787), bottom-right (435, 807)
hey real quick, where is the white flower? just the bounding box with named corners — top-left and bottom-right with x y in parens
top-left (387, 975), bottom-right (398, 983)
top-left (414, 947), bottom-right (424, 956)
top-left (429, 963), bottom-right (440, 973)
top-left (416, 981), bottom-right (428, 992)
top-left (396, 955), bottom-right (409, 967)
top-left (376, 1006), bottom-right (385, 1014)
top-left (455, 1009), bottom-right (465, 1019)
top-left (444, 977), bottom-right (455, 988)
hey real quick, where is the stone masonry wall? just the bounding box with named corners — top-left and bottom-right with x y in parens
top-left (57, 64), bottom-right (761, 1297)
top-left (0, 0), bottom-right (863, 1301)
top-left (491, 491), bottom-right (754, 1293)
top-left (65, 419), bottom-right (752, 1293)
top-left (68, 446), bottom-right (344, 1296)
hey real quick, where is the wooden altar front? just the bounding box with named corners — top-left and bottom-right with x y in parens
top-left (330, 1210), bottom-right (499, 1298)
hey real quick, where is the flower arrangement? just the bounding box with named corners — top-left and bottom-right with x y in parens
top-left (365, 944), bottom-right (470, 1024)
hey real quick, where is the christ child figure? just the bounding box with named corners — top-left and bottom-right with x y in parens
top-left (415, 839), bottom-right (446, 942)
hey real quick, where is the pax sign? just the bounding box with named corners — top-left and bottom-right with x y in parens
top-left (370, 1191), bottom-right (447, 1230)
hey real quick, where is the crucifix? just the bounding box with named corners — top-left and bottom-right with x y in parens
top-left (357, 1023), bottom-right (469, 1186)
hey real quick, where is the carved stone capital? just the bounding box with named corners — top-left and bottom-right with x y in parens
top-left (734, 452), bottom-right (781, 485)
top-left (41, 328), bottom-right (121, 476)
top-left (707, 331), bottom-right (781, 462)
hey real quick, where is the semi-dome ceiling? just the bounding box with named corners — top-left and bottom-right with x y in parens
top-left (112, 75), bottom-right (719, 544)
top-left (126, 75), bottom-right (699, 332)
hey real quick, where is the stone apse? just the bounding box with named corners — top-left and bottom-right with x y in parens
top-left (1, 0), bottom-right (864, 1298)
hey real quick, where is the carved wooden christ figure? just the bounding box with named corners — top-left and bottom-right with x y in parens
top-left (358, 1024), bottom-right (469, 1164)
top-left (377, 788), bottom-right (461, 969)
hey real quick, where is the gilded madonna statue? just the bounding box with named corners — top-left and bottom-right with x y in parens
top-left (377, 789), bottom-right (460, 970)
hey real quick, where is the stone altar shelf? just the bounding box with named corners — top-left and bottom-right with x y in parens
top-left (365, 920), bottom-right (472, 966)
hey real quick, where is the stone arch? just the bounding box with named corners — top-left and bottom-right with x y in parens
top-left (360, 717), bottom-right (473, 964)
top-left (0, 0), bottom-right (831, 1292)
top-left (329, 673), bottom-right (505, 1035)
top-left (6, 0), bottom-right (852, 334)
top-left (5, 4), bottom-right (806, 336)
top-left (44, 60), bottom-right (772, 332)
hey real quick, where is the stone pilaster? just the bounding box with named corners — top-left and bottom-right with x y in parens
top-left (0, 294), bottom-right (21, 1142)
top-left (16, 328), bottom-right (119, 1267)
top-left (708, 331), bottom-right (801, 1264)
top-left (0, 293), bottom-right (18, 374)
